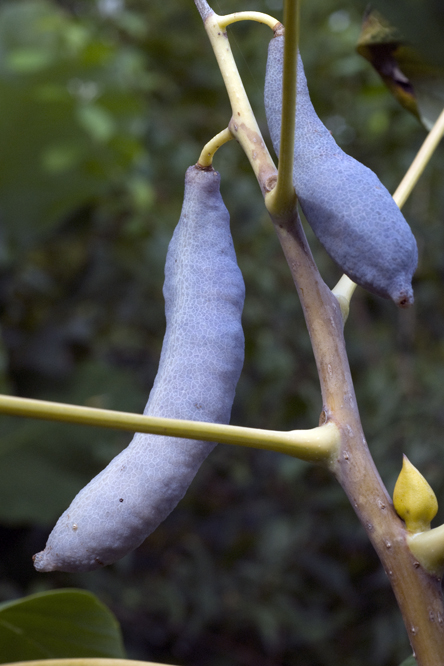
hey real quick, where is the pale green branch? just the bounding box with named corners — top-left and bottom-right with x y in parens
top-left (0, 394), bottom-right (340, 463)
top-left (265, 1), bottom-right (300, 217)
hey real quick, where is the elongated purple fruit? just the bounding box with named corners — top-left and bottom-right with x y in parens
top-left (264, 34), bottom-right (418, 307)
top-left (33, 166), bottom-right (245, 572)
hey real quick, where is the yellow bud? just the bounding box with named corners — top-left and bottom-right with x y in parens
top-left (393, 455), bottom-right (438, 533)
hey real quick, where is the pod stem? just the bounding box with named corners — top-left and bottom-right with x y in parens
top-left (331, 275), bottom-right (356, 323)
top-left (265, 1), bottom-right (300, 217)
top-left (218, 11), bottom-right (280, 31)
top-left (198, 127), bottom-right (233, 167)
top-left (0, 393), bottom-right (339, 463)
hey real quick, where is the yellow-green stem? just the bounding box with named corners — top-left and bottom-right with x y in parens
top-left (202, 11), bottom-right (277, 194)
top-left (265, 2), bottom-right (300, 217)
top-left (0, 393), bottom-right (339, 462)
top-left (198, 127), bottom-right (233, 167)
top-left (218, 11), bottom-right (279, 31)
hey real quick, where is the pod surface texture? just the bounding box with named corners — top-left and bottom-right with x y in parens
top-left (33, 166), bottom-right (245, 572)
top-left (264, 35), bottom-right (418, 307)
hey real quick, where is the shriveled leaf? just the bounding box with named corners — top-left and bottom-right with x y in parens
top-left (0, 589), bottom-right (125, 662)
top-left (357, 9), bottom-right (444, 129)
top-left (368, 0), bottom-right (444, 69)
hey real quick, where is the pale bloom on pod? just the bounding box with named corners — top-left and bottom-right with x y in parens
top-left (264, 34), bottom-right (418, 307)
top-left (33, 165), bottom-right (245, 572)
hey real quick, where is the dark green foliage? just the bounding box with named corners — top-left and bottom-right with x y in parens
top-left (1, 0), bottom-right (444, 665)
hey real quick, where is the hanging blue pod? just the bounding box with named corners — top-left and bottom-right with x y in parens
top-left (265, 34), bottom-right (418, 307)
top-left (33, 166), bottom-right (245, 572)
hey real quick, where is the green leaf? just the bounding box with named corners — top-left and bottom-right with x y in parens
top-left (0, 589), bottom-right (125, 663)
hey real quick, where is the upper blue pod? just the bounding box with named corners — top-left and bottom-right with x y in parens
top-left (265, 34), bottom-right (418, 307)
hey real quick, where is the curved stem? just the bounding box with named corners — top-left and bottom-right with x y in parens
top-left (202, 11), bottom-right (277, 195)
top-left (198, 127), bottom-right (233, 167)
top-left (0, 393), bottom-right (339, 462)
top-left (218, 11), bottom-right (279, 31)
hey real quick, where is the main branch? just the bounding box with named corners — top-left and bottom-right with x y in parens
top-left (195, 0), bottom-right (444, 662)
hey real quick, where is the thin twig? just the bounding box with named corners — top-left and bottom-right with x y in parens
top-left (198, 128), bottom-right (233, 167)
top-left (218, 11), bottom-right (279, 30)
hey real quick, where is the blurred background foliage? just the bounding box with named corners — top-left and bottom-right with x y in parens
top-left (0, 0), bottom-right (443, 664)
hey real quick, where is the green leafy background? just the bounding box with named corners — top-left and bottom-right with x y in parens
top-left (0, 1), bottom-right (443, 665)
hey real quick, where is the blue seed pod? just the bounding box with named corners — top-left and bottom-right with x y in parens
top-left (33, 166), bottom-right (245, 572)
top-left (265, 34), bottom-right (418, 307)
